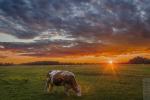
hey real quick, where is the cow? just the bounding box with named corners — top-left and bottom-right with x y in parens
top-left (45, 70), bottom-right (81, 96)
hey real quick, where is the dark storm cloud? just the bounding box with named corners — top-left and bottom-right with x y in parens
top-left (0, 0), bottom-right (150, 57)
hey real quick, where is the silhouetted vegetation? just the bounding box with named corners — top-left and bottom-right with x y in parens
top-left (0, 63), bottom-right (14, 66)
top-left (21, 61), bottom-right (94, 65)
top-left (128, 56), bottom-right (150, 64)
top-left (21, 61), bottom-right (60, 65)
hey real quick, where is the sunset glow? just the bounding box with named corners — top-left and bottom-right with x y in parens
top-left (0, 0), bottom-right (150, 64)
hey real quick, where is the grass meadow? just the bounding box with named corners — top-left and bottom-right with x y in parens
top-left (0, 64), bottom-right (150, 100)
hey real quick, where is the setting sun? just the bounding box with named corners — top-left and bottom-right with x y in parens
top-left (108, 60), bottom-right (113, 64)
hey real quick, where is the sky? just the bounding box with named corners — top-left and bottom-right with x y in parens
top-left (0, 0), bottom-right (150, 64)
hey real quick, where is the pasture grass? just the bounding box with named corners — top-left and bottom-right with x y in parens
top-left (0, 64), bottom-right (150, 100)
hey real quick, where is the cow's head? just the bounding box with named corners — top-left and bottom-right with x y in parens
top-left (76, 85), bottom-right (81, 96)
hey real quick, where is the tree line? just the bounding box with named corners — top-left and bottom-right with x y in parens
top-left (128, 56), bottom-right (150, 64)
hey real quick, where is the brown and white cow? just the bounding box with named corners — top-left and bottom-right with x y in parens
top-left (45, 70), bottom-right (81, 96)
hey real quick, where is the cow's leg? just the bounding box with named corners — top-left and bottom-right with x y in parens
top-left (44, 78), bottom-right (53, 93)
top-left (44, 78), bottom-right (50, 92)
top-left (48, 83), bottom-right (53, 93)
top-left (64, 84), bottom-right (71, 96)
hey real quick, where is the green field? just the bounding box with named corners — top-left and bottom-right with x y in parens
top-left (0, 64), bottom-right (150, 100)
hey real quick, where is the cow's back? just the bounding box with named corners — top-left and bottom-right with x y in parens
top-left (49, 70), bottom-right (76, 86)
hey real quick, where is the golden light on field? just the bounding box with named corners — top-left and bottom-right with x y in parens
top-left (102, 59), bottom-right (119, 77)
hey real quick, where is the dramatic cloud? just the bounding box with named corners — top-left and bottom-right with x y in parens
top-left (0, 0), bottom-right (150, 63)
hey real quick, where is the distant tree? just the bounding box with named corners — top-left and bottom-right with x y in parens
top-left (128, 56), bottom-right (150, 64)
